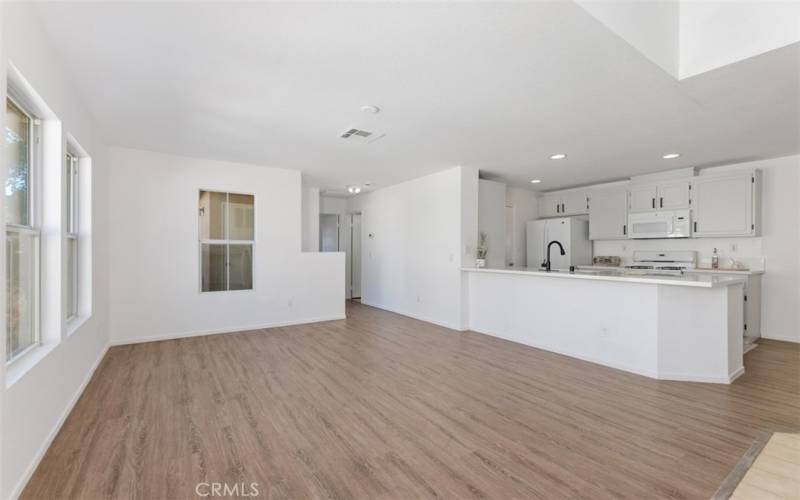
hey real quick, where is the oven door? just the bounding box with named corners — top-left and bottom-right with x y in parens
top-left (628, 212), bottom-right (673, 239)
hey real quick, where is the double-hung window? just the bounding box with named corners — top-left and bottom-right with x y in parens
top-left (5, 96), bottom-right (40, 362)
top-left (198, 191), bottom-right (254, 292)
top-left (65, 152), bottom-right (79, 319)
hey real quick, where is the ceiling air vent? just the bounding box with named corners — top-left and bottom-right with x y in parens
top-left (339, 128), bottom-right (385, 144)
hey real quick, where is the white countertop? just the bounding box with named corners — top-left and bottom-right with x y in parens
top-left (578, 265), bottom-right (764, 276)
top-left (462, 266), bottom-right (747, 288)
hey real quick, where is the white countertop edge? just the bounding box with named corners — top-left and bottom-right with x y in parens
top-left (461, 267), bottom-right (748, 288)
top-left (578, 265), bottom-right (764, 276)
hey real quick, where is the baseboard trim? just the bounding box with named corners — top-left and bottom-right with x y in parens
top-left (10, 342), bottom-right (110, 500)
top-left (109, 315), bottom-right (347, 346)
top-left (359, 300), bottom-right (465, 331)
top-left (656, 366), bottom-right (745, 384)
top-left (761, 331), bottom-right (800, 343)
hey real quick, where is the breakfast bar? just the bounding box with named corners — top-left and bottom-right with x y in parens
top-left (463, 267), bottom-right (746, 383)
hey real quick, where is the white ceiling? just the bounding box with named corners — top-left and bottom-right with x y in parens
top-left (33, 1), bottom-right (800, 194)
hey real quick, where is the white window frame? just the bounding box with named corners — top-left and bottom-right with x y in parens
top-left (5, 94), bottom-right (42, 364)
top-left (65, 151), bottom-right (79, 321)
top-left (198, 190), bottom-right (255, 293)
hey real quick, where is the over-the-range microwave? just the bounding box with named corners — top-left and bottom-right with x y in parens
top-left (627, 210), bottom-right (691, 239)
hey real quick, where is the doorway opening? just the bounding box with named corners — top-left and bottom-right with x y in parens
top-left (319, 212), bottom-right (361, 300)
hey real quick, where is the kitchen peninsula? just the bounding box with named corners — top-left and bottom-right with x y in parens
top-left (462, 267), bottom-right (746, 383)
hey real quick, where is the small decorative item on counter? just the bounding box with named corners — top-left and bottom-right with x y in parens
top-left (476, 232), bottom-right (488, 268)
top-left (712, 248), bottom-right (719, 269)
top-left (592, 256), bottom-right (622, 267)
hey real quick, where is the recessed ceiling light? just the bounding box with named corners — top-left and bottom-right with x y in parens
top-left (347, 185), bottom-right (362, 194)
top-left (530, 179), bottom-right (542, 184)
top-left (360, 105), bottom-right (380, 114)
top-left (550, 153), bottom-right (567, 160)
top-left (663, 153), bottom-right (681, 159)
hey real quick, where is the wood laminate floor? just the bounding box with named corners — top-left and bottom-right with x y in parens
top-left (23, 302), bottom-right (800, 499)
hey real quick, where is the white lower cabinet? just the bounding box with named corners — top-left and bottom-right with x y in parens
top-left (685, 271), bottom-right (761, 340)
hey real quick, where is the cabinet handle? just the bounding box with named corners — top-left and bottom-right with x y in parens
top-left (556, 203), bottom-right (560, 213)
top-left (660, 197), bottom-right (663, 208)
top-left (652, 198), bottom-right (655, 209)
top-left (561, 203), bottom-right (565, 213)
top-left (623, 224), bottom-right (627, 236)
top-left (694, 221), bottom-right (698, 232)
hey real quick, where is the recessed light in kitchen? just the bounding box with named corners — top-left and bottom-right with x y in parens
top-left (663, 153), bottom-right (681, 159)
top-left (530, 179), bottom-right (542, 184)
top-left (550, 153), bottom-right (567, 160)
top-left (360, 105), bottom-right (380, 114)
top-left (347, 185), bottom-right (362, 194)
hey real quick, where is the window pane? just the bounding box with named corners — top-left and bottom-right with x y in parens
top-left (5, 99), bottom-right (31, 226)
top-left (199, 191), bottom-right (226, 240)
top-left (228, 193), bottom-right (254, 240)
top-left (228, 244), bottom-right (253, 290)
top-left (200, 243), bottom-right (226, 292)
top-left (65, 154), bottom-right (77, 234)
top-left (66, 237), bottom-right (77, 318)
top-left (7, 231), bottom-right (37, 360)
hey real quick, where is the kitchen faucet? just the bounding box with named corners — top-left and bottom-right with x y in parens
top-left (544, 240), bottom-right (566, 271)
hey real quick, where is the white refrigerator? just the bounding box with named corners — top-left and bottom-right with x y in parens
top-left (526, 218), bottom-right (592, 270)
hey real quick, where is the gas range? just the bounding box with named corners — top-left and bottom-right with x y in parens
top-left (623, 251), bottom-right (697, 276)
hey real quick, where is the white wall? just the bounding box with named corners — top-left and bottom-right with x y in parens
top-left (478, 179), bottom-right (506, 268)
top-left (355, 166), bottom-right (478, 330)
top-left (506, 187), bottom-right (539, 268)
top-left (320, 195), bottom-right (349, 215)
top-left (679, 1), bottom-right (800, 78)
top-left (301, 184), bottom-right (319, 252)
top-left (594, 156), bottom-right (800, 342)
top-left (576, 0), bottom-right (679, 77)
top-left (2, 3), bottom-right (111, 498)
top-left (108, 148), bottom-right (345, 344)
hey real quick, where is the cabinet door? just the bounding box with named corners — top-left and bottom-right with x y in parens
top-left (628, 184), bottom-right (658, 212)
top-left (561, 190), bottom-right (589, 215)
top-left (658, 180), bottom-right (691, 210)
top-left (693, 174), bottom-right (754, 237)
top-left (589, 188), bottom-right (628, 240)
top-left (538, 193), bottom-right (562, 218)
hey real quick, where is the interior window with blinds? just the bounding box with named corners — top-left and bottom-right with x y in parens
top-left (198, 191), bottom-right (254, 292)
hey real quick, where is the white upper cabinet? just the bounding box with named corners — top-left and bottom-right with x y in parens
top-left (561, 190), bottom-right (589, 215)
top-left (657, 180), bottom-right (691, 210)
top-left (628, 184), bottom-right (658, 212)
top-left (538, 193), bottom-right (561, 218)
top-left (537, 190), bottom-right (588, 218)
top-left (692, 171), bottom-right (760, 237)
top-left (588, 188), bottom-right (628, 240)
top-left (629, 179), bottom-right (691, 212)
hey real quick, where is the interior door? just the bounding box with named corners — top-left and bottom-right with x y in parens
top-left (350, 214), bottom-right (362, 298)
top-left (319, 214), bottom-right (339, 252)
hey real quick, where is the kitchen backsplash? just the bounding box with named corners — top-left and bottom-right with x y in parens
top-left (593, 237), bottom-right (766, 270)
